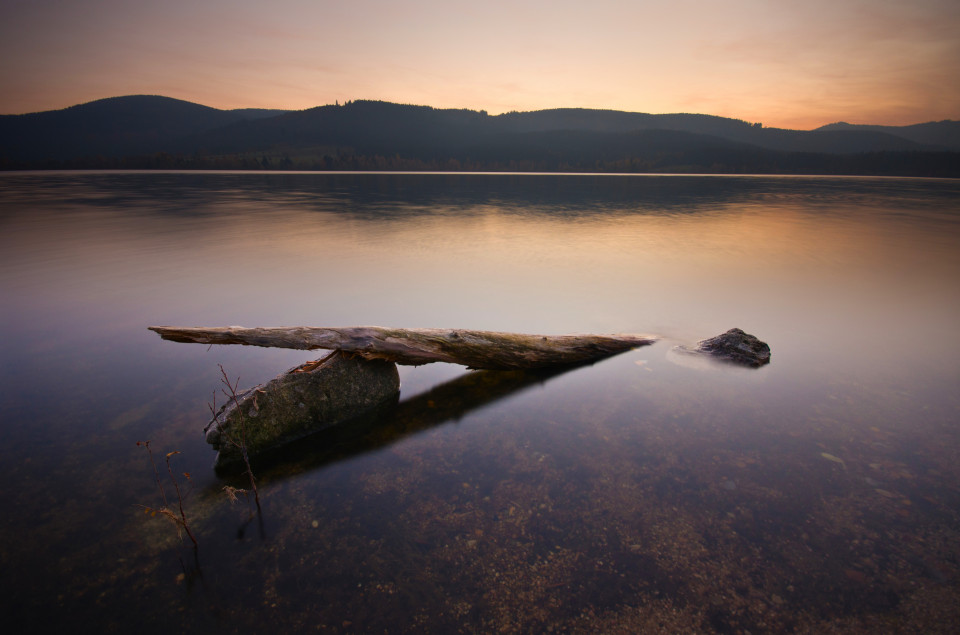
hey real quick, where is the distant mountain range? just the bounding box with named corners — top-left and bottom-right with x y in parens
top-left (1, 95), bottom-right (958, 176)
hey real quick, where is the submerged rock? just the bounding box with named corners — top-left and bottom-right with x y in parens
top-left (679, 328), bottom-right (771, 368)
top-left (205, 350), bottom-right (400, 469)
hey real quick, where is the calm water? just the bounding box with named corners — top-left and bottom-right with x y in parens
top-left (1, 172), bottom-right (958, 632)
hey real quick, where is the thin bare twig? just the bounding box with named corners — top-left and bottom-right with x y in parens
top-left (216, 364), bottom-right (261, 511)
top-left (136, 441), bottom-right (197, 548)
top-left (137, 440), bottom-right (168, 508)
top-left (165, 451), bottom-right (198, 547)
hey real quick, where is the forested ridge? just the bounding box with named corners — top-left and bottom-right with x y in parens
top-left (2, 96), bottom-right (958, 176)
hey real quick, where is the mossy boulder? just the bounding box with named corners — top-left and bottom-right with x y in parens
top-left (205, 351), bottom-right (400, 469)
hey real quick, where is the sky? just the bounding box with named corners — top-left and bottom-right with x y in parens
top-left (1, 0), bottom-right (958, 129)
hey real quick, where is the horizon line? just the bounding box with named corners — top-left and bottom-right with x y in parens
top-left (4, 93), bottom-right (957, 132)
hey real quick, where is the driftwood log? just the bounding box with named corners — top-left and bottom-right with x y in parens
top-left (147, 325), bottom-right (658, 370)
top-left (150, 325), bottom-right (768, 469)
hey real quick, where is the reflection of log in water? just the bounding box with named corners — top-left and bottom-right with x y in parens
top-left (245, 364), bottom-right (581, 481)
top-left (170, 325), bottom-right (765, 481)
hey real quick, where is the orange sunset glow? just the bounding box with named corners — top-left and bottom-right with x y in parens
top-left (1, 0), bottom-right (958, 128)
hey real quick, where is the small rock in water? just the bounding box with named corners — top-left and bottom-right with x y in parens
top-left (695, 328), bottom-right (771, 367)
top-left (674, 328), bottom-right (771, 368)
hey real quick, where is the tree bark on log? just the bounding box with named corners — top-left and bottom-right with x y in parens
top-left (147, 325), bottom-right (657, 370)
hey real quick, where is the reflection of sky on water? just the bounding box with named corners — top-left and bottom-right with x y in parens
top-left (3, 172), bottom-right (956, 374)
top-left (0, 172), bottom-right (958, 632)
top-left (2, 171), bottom-right (957, 456)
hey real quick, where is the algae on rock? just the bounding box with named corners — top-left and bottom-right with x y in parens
top-left (206, 351), bottom-right (400, 469)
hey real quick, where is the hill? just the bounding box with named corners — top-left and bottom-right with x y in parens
top-left (815, 121), bottom-right (960, 151)
top-left (1, 95), bottom-right (958, 176)
top-left (0, 95), bottom-right (288, 161)
top-left (498, 109), bottom-right (957, 153)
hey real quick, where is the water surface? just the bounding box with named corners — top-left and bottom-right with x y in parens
top-left (1, 172), bottom-right (958, 632)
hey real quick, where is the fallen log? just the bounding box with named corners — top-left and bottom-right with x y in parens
top-left (150, 324), bottom-right (768, 469)
top-left (147, 325), bottom-right (658, 370)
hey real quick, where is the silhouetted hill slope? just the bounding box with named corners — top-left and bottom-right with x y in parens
top-left (495, 109), bottom-right (755, 137)
top-left (188, 100), bottom-right (939, 156)
top-left (0, 95), bottom-right (289, 161)
top-left (182, 101), bottom-right (768, 167)
top-left (1, 96), bottom-right (957, 176)
top-left (497, 109), bottom-right (947, 153)
top-left (186, 100), bottom-right (492, 156)
top-left (466, 128), bottom-right (762, 165)
top-left (815, 121), bottom-right (960, 151)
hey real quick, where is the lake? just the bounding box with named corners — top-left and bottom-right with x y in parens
top-left (1, 171), bottom-right (958, 633)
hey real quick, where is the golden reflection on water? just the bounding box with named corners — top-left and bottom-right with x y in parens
top-left (1, 173), bottom-right (959, 632)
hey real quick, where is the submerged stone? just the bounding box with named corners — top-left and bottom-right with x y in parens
top-left (680, 328), bottom-right (771, 368)
top-left (205, 350), bottom-right (400, 469)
